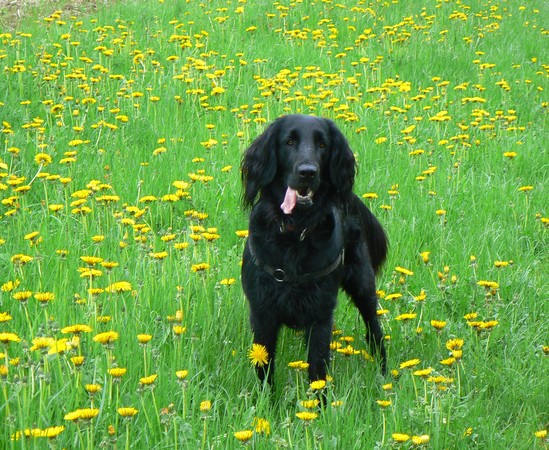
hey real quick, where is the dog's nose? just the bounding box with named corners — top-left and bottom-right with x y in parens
top-left (297, 163), bottom-right (318, 179)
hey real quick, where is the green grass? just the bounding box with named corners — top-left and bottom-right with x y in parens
top-left (0, 0), bottom-right (547, 448)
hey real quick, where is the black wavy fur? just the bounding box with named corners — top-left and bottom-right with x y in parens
top-left (241, 114), bottom-right (388, 387)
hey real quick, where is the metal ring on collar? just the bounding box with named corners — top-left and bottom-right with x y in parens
top-left (273, 269), bottom-right (285, 282)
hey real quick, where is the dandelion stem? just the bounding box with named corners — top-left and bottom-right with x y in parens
top-left (182, 386), bottom-right (187, 419)
top-left (381, 412), bottom-right (387, 447)
top-left (201, 418), bottom-right (208, 450)
top-left (141, 396), bottom-right (155, 435)
top-left (411, 372), bottom-right (418, 401)
top-left (125, 422), bottom-right (130, 450)
top-left (457, 363), bottom-right (462, 398)
top-left (28, 163), bottom-right (44, 187)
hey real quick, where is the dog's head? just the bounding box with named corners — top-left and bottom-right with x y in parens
top-left (241, 115), bottom-right (356, 211)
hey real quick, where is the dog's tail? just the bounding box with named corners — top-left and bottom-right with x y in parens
top-left (352, 196), bottom-right (388, 275)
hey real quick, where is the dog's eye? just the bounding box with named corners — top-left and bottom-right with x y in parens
top-left (319, 141), bottom-right (326, 149)
top-left (286, 139), bottom-right (296, 146)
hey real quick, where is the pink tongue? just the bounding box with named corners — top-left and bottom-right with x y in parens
top-left (280, 188), bottom-right (297, 214)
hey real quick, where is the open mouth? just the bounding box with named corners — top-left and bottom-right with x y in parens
top-left (280, 187), bottom-right (314, 214)
top-left (296, 188), bottom-right (314, 203)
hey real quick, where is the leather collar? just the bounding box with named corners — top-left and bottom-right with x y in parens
top-left (247, 239), bottom-right (344, 283)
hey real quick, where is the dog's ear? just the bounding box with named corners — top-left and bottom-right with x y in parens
top-left (241, 119), bottom-right (280, 208)
top-left (326, 119), bottom-right (356, 197)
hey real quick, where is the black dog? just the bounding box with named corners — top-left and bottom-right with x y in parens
top-left (241, 114), bottom-right (387, 386)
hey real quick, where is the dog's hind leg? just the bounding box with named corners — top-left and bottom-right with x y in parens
top-left (343, 255), bottom-right (387, 375)
top-left (358, 294), bottom-right (387, 376)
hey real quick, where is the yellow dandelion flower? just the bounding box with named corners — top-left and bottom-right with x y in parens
top-left (140, 374), bottom-right (157, 385)
top-left (139, 195), bottom-right (157, 203)
top-left (71, 356), bottom-right (85, 366)
top-left (118, 407), bottom-right (138, 417)
top-left (249, 343), bottom-right (269, 367)
top-left (173, 325), bottom-right (186, 335)
top-left (93, 331), bottom-right (119, 344)
top-left (34, 292), bottom-right (54, 303)
top-left (41, 425), bottom-right (65, 438)
top-left (413, 367), bottom-right (433, 378)
top-left (376, 399), bottom-right (392, 408)
top-left (477, 280), bottom-right (499, 290)
top-left (64, 408), bottom-right (99, 421)
top-left (176, 370), bottom-right (188, 380)
top-left (80, 256), bottom-right (103, 265)
top-left (191, 263), bottom-right (210, 272)
top-left (392, 433), bottom-right (410, 443)
top-left (300, 399), bottom-right (320, 409)
top-left (446, 338), bottom-right (464, 350)
top-left (494, 260), bottom-right (511, 268)
top-left (79, 268), bottom-right (103, 278)
top-left (235, 230), bottom-right (249, 238)
top-left (253, 417), bottom-right (271, 436)
top-left (137, 334), bottom-right (152, 344)
top-left (49, 204), bottom-right (64, 212)
top-left (395, 266), bottom-right (414, 276)
top-left (411, 434), bottom-right (430, 446)
top-left (85, 384), bottom-right (102, 394)
top-left (34, 153), bottom-right (53, 166)
top-left (234, 430), bottom-right (253, 443)
top-left (200, 400), bottom-right (212, 413)
top-left (201, 232), bottom-right (220, 242)
top-left (431, 320), bottom-right (447, 330)
top-left (288, 360), bottom-right (309, 370)
top-left (173, 180), bottom-right (190, 190)
top-left (11, 254), bottom-right (33, 265)
top-left (24, 231), bottom-right (40, 241)
top-left (399, 358), bottom-right (420, 369)
top-left (309, 379), bottom-right (326, 390)
top-left (30, 336), bottom-right (54, 351)
top-left (534, 429), bottom-right (547, 439)
top-left (336, 345), bottom-right (361, 356)
top-left (479, 320), bottom-right (499, 330)
top-left (0, 332), bottom-right (21, 345)
top-left (2, 280), bottom-right (20, 292)
top-left (0, 312), bottom-right (12, 322)
top-left (105, 281), bottom-right (132, 293)
top-left (395, 313), bottom-right (417, 321)
top-left (108, 367), bottom-right (127, 378)
top-left (463, 312), bottom-right (478, 320)
top-left (419, 251), bottom-right (430, 264)
top-left (296, 411), bottom-right (318, 422)
top-left (150, 251), bottom-right (169, 260)
top-left (440, 357), bottom-right (456, 366)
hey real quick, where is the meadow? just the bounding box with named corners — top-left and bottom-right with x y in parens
top-left (0, 0), bottom-right (547, 448)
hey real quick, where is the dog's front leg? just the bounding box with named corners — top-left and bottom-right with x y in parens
top-left (305, 318), bottom-right (333, 382)
top-left (250, 312), bottom-right (279, 386)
